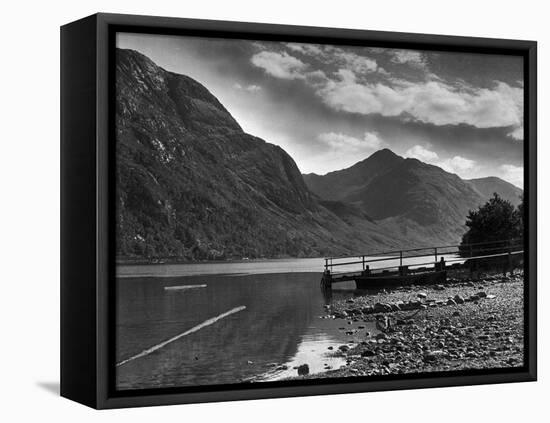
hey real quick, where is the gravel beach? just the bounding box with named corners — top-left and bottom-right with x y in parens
top-left (300, 271), bottom-right (525, 379)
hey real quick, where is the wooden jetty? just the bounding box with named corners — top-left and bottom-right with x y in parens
top-left (321, 239), bottom-right (524, 290)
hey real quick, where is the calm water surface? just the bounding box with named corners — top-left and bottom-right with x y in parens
top-left (116, 256), bottom-right (459, 390)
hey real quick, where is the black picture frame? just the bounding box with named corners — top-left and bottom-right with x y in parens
top-left (61, 12), bottom-right (537, 409)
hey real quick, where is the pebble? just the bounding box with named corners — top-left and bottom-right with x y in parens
top-left (324, 274), bottom-right (523, 377)
top-left (297, 364), bottom-right (310, 376)
top-left (424, 351), bottom-right (444, 362)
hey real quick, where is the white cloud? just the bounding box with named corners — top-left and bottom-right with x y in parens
top-left (318, 71), bottom-right (523, 130)
top-left (233, 83), bottom-right (262, 93)
top-left (499, 164), bottom-right (524, 188)
top-left (313, 131), bottom-right (385, 172)
top-left (404, 145), bottom-right (439, 162)
top-left (251, 51), bottom-right (307, 80)
top-left (304, 69), bottom-right (329, 86)
top-left (332, 50), bottom-right (378, 73)
top-left (509, 125), bottom-right (523, 141)
top-left (318, 131), bottom-right (383, 151)
top-left (284, 43), bottom-right (380, 75)
top-left (439, 156), bottom-right (476, 174)
top-left (390, 50), bottom-right (427, 68)
top-left (405, 145), bottom-right (476, 176)
top-left (285, 42), bottom-right (325, 57)
top-left (246, 85), bottom-right (262, 92)
top-left (251, 46), bottom-right (523, 134)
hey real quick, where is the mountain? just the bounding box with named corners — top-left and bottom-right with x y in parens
top-left (303, 149), bottom-right (404, 202)
top-left (115, 49), bottom-right (407, 260)
top-left (304, 153), bottom-right (523, 246)
top-left (466, 177), bottom-right (523, 206)
top-left (115, 48), bottom-right (523, 261)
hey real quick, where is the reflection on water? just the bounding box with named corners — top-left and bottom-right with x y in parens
top-left (116, 254), bottom-right (461, 279)
top-left (116, 268), bottom-right (377, 390)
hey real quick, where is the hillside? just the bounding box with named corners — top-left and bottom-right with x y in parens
top-left (302, 149), bottom-right (404, 202)
top-left (304, 153), bottom-right (523, 246)
top-left (115, 49), bottom-right (406, 260)
top-left (466, 177), bottom-right (523, 206)
top-left (115, 48), bottom-right (523, 261)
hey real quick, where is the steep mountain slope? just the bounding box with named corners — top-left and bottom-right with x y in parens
top-left (115, 49), bottom-right (404, 260)
top-left (116, 48), bottom-right (523, 260)
top-left (303, 149), bottom-right (404, 202)
top-left (351, 158), bottom-right (487, 243)
top-left (304, 152), bottom-right (523, 245)
top-left (466, 177), bottom-right (523, 206)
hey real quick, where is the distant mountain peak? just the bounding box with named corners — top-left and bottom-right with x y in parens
top-left (304, 145), bottom-right (523, 243)
top-left (345, 148), bottom-right (404, 174)
top-left (368, 148), bottom-right (400, 159)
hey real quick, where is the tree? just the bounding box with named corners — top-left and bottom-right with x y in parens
top-left (459, 193), bottom-right (521, 257)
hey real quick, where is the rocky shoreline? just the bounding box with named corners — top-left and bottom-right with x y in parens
top-left (295, 272), bottom-right (525, 379)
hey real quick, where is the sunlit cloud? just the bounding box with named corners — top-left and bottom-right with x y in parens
top-left (508, 125), bottom-right (523, 141)
top-left (311, 131), bottom-right (385, 172)
top-left (404, 145), bottom-right (439, 162)
top-left (390, 50), bottom-right (428, 69)
top-left (233, 83), bottom-right (262, 93)
top-left (284, 43), bottom-right (380, 74)
top-left (332, 50), bottom-right (378, 73)
top-left (251, 45), bottom-right (523, 134)
top-left (319, 131), bottom-right (384, 151)
top-left (285, 42), bottom-right (325, 57)
top-left (439, 156), bottom-right (477, 175)
top-left (319, 72), bottom-right (523, 130)
top-left (251, 51), bottom-right (308, 80)
top-left (499, 164), bottom-right (524, 188)
top-left (405, 145), bottom-right (476, 176)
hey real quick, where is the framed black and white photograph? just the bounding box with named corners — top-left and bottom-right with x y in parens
top-left (60, 13), bottom-right (537, 409)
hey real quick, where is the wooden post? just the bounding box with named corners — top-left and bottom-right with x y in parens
top-left (434, 247), bottom-right (438, 263)
top-left (362, 265), bottom-right (370, 276)
top-left (325, 258), bottom-right (328, 271)
top-left (321, 269), bottom-right (332, 289)
top-left (440, 257), bottom-right (445, 271)
top-left (399, 250), bottom-right (403, 267)
top-left (504, 242), bottom-right (514, 276)
top-left (362, 255), bottom-right (365, 270)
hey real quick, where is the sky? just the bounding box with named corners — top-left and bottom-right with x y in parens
top-left (117, 33), bottom-right (524, 188)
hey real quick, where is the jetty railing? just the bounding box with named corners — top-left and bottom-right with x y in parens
top-left (322, 239), bottom-right (524, 281)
